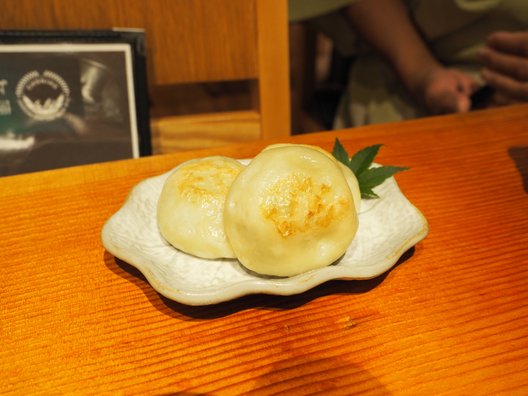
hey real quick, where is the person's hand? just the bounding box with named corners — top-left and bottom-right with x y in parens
top-left (415, 66), bottom-right (479, 115)
top-left (345, 0), bottom-right (479, 116)
top-left (478, 31), bottom-right (528, 105)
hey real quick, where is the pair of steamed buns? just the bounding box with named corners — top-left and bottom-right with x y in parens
top-left (157, 144), bottom-right (360, 277)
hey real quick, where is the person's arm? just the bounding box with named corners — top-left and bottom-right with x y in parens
top-left (479, 31), bottom-right (528, 105)
top-left (346, 0), bottom-right (478, 114)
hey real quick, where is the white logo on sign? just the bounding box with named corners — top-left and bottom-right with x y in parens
top-left (15, 70), bottom-right (71, 121)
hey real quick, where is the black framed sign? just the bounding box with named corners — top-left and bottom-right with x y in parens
top-left (0, 29), bottom-right (151, 176)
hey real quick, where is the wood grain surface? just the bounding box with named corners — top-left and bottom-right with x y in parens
top-left (1, 105), bottom-right (528, 395)
top-left (0, 0), bottom-right (258, 84)
top-left (151, 110), bottom-right (262, 154)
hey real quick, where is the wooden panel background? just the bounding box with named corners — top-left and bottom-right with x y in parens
top-left (0, 0), bottom-right (258, 85)
top-left (0, 0), bottom-right (291, 153)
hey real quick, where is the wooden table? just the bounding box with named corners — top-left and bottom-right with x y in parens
top-left (2, 105), bottom-right (527, 394)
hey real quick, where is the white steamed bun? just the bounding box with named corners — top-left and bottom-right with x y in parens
top-left (224, 145), bottom-right (359, 277)
top-left (157, 156), bottom-right (244, 259)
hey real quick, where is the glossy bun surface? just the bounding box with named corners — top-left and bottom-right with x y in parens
top-left (224, 145), bottom-right (358, 276)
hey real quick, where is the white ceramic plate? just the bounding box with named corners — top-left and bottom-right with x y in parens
top-left (102, 161), bottom-right (429, 306)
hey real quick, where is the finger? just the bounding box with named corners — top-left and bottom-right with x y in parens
top-left (455, 71), bottom-right (480, 94)
top-left (427, 89), bottom-right (468, 115)
top-left (478, 47), bottom-right (528, 82)
top-left (444, 92), bottom-right (472, 114)
top-left (423, 70), bottom-right (474, 114)
top-left (457, 92), bottom-right (472, 113)
top-left (487, 31), bottom-right (528, 57)
top-left (481, 67), bottom-right (528, 101)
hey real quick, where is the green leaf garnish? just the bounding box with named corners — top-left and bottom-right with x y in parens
top-left (331, 138), bottom-right (350, 167)
top-left (349, 144), bottom-right (382, 175)
top-left (332, 139), bottom-right (408, 199)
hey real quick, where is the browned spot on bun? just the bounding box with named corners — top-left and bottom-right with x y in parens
top-left (261, 173), bottom-right (351, 238)
top-left (177, 160), bottom-right (241, 204)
